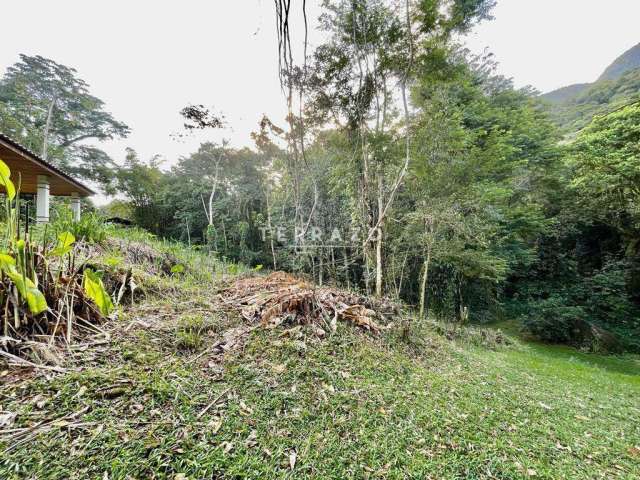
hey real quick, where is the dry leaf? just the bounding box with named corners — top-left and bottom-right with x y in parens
top-left (272, 364), bottom-right (287, 374)
top-left (245, 430), bottom-right (258, 447)
top-left (289, 450), bottom-right (297, 470)
top-left (239, 400), bottom-right (253, 415)
top-left (527, 468), bottom-right (537, 477)
top-left (208, 417), bottom-right (223, 434)
top-left (0, 411), bottom-right (17, 427)
top-left (221, 441), bottom-right (234, 454)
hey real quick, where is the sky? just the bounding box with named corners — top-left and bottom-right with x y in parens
top-left (1, 0), bottom-right (639, 200)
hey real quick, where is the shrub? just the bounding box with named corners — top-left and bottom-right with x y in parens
top-left (50, 205), bottom-right (107, 244)
top-left (523, 295), bottom-right (625, 353)
top-left (522, 297), bottom-right (587, 344)
top-left (521, 259), bottom-right (639, 352)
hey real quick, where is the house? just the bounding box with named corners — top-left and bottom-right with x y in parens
top-left (0, 133), bottom-right (94, 223)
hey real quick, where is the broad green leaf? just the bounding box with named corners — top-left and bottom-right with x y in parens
top-left (83, 268), bottom-right (114, 316)
top-left (0, 158), bottom-right (15, 201)
top-left (0, 158), bottom-right (10, 179)
top-left (0, 251), bottom-right (47, 314)
top-left (2, 267), bottom-right (48, 314)
top-left (50, 231), bottom-right (76, 256)
top-left (170, 264), bottom-right (185, 274)
top-left (0, 253), bottom-right (16, 268)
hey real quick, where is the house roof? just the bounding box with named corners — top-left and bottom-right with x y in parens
top-left (0, 133), bottom-right (95, 197)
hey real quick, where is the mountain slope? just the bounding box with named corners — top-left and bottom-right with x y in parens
top-left (540, 42), bottom-right (640, 132)
top-left (598, 42), bottom-right (640, 82)
top-left (544, 68), bottom-right (640, 132)
top-left (540, 83), bottom-right (591, 104)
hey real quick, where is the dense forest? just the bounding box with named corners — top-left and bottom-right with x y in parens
top-left (1, 0), bottom-right (638, 353)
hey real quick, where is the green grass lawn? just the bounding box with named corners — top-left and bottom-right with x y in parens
top-left (1, 315), bottom-right (638, 479)
top-left (1, 239), bottom-right (638, 479)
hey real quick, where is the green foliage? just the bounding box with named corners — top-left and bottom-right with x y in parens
top-left (568, 103), bottom-right (640, 236)
top-left (523, 297), bottom-right (587, 344)
top-left (170, 263), bottom-right (185, 274)
top-left (0, 158), bottom-right (48, 315)
top-left (82, 268), bottom-right (114, 316)
top-left (0, 252), bottom-right (48, 314)
top-left (50, 206), bottom-right (107, 244)
top-left (49, 231), bottom-right (76, 257)
top-left (0, 158), bottom-right (16, 201)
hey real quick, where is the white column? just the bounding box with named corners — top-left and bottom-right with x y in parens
top-left (36, 175), bottom-right (50, 224)
top-left (71, 192), bottom-right (81, 221)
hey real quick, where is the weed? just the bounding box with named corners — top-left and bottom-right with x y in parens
top-left (426, 319), bottom-right (516, 349)
top-left (175, 329), bottom-right (204, 351)
top-left (49, 205), bottom-right (107, 244)
top-left (174, 314), bottom-right (218, 352)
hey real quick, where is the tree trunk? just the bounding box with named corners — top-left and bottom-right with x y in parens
top-left (265, 187), bottom-right (277, 269)
top-left (221, 219), bottom-right (228, 251)
top-left (397, 251), bottom-right (408, 299)
top-left (419, 246), bottom-right (432, 318)
top-left (375, 226), bottom-right (383, 297)
top-left (343, 247), bottom-right (350, 289)
top-left (42, 97), bottom-right (57, 161)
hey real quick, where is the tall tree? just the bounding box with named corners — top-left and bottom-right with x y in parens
top-left (0, 54), bottom-right (129, 187)
top-left (300, 0), bottom-right (495, 296)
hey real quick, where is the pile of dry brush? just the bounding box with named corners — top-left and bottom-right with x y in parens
top-left (223, 271), bottom-right (399, 335)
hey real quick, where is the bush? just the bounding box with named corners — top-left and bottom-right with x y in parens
top-left (523, 296), bottom-right (624, 353)
top-left (519, 258), bottom-right (640, 352)
top-left (523, 297), bottom-right (587, 344)
top-left (50, 206), bottom-right (107, 244)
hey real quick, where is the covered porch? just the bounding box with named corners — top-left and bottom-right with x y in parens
top-left (0, 133), bottom-right (94, 222)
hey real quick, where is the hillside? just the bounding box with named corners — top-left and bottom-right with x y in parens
top-left (540, 83), bottom-right (591, 105)
top-left (1, 229), bottom-right (639, 479)
top-left (598, 42), bottom-right (640, 82)
top-left (540, 42), bottom-right (640, 132)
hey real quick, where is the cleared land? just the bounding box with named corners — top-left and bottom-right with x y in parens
top-left (1, 235), bottom-right (638, 479)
